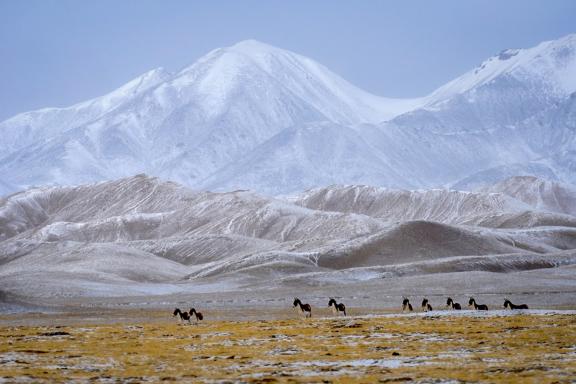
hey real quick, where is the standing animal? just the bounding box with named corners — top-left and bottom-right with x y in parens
top-left (402, 297), bottom-right (413, 312)
top-left (503, 299), bottom-right (529, 310)
top-left (468, 297), bottom-right (489, 311)
top-left (328, 298), bottom-right (346, 316)
top-left (189, 308), bottom-right (204, 322)
top-left (173, 308), bottom-right (191, 324)
top-left (293, 298), bottom-right (312, 318)
top-left (446, 297), bottom-right (462, 310)
top-left (421, 298), bottom-right (433, 312)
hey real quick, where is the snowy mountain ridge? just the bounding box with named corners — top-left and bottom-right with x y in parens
top-left (0, 35), bottom-right (575, 195)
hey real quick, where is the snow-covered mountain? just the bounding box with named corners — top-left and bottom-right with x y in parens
top-left (0, 36), bottom-right (575, 195)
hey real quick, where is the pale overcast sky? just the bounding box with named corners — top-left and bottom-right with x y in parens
top-left (0, 0), bottom-right (575, 120)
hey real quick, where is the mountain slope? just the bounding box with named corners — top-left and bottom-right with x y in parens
top-left (200, 122), bottom-right (412, 193)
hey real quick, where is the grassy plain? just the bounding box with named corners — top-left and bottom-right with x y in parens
top-left (0, 310), bottom-right (575, 383)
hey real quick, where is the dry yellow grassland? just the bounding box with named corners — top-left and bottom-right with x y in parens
top-left (0, 312), bottom-right (575, 383)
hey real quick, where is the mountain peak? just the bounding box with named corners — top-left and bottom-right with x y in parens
top-left (216, 39), bottom-right (303, 72)
top-left (171, 38), bottom-right (419, 124)
top-left (175, 40), bottom-right (293, 83)
top-left (229, 39), bottom-right (279, 53)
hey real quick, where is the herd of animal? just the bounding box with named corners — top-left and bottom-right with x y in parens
top-left (293, 297), bottom-right (529, 318)
top-left (402, 297), bottom-right (528, 312)
top-left (173, 297), bottom-right (529, 323)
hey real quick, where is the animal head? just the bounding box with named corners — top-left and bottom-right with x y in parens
top-left (421, 298), bottom-right (428, 307)
top-left (189, 308), bottom-right (196, 314)
top-left (402, 297), bottom-right (410, 306)
top-left (173, 308), bottom-right (180, 316)
top-left (328, 298), bottom-right (337, 307)
top-left (468, 297), bottom-right (475, 305)
top-left (503, 299), bottom-right (511, 308)
top-left (446, 297), bottom-right (452, 305)
top-left (293, 298), bottom-right (300, 307)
